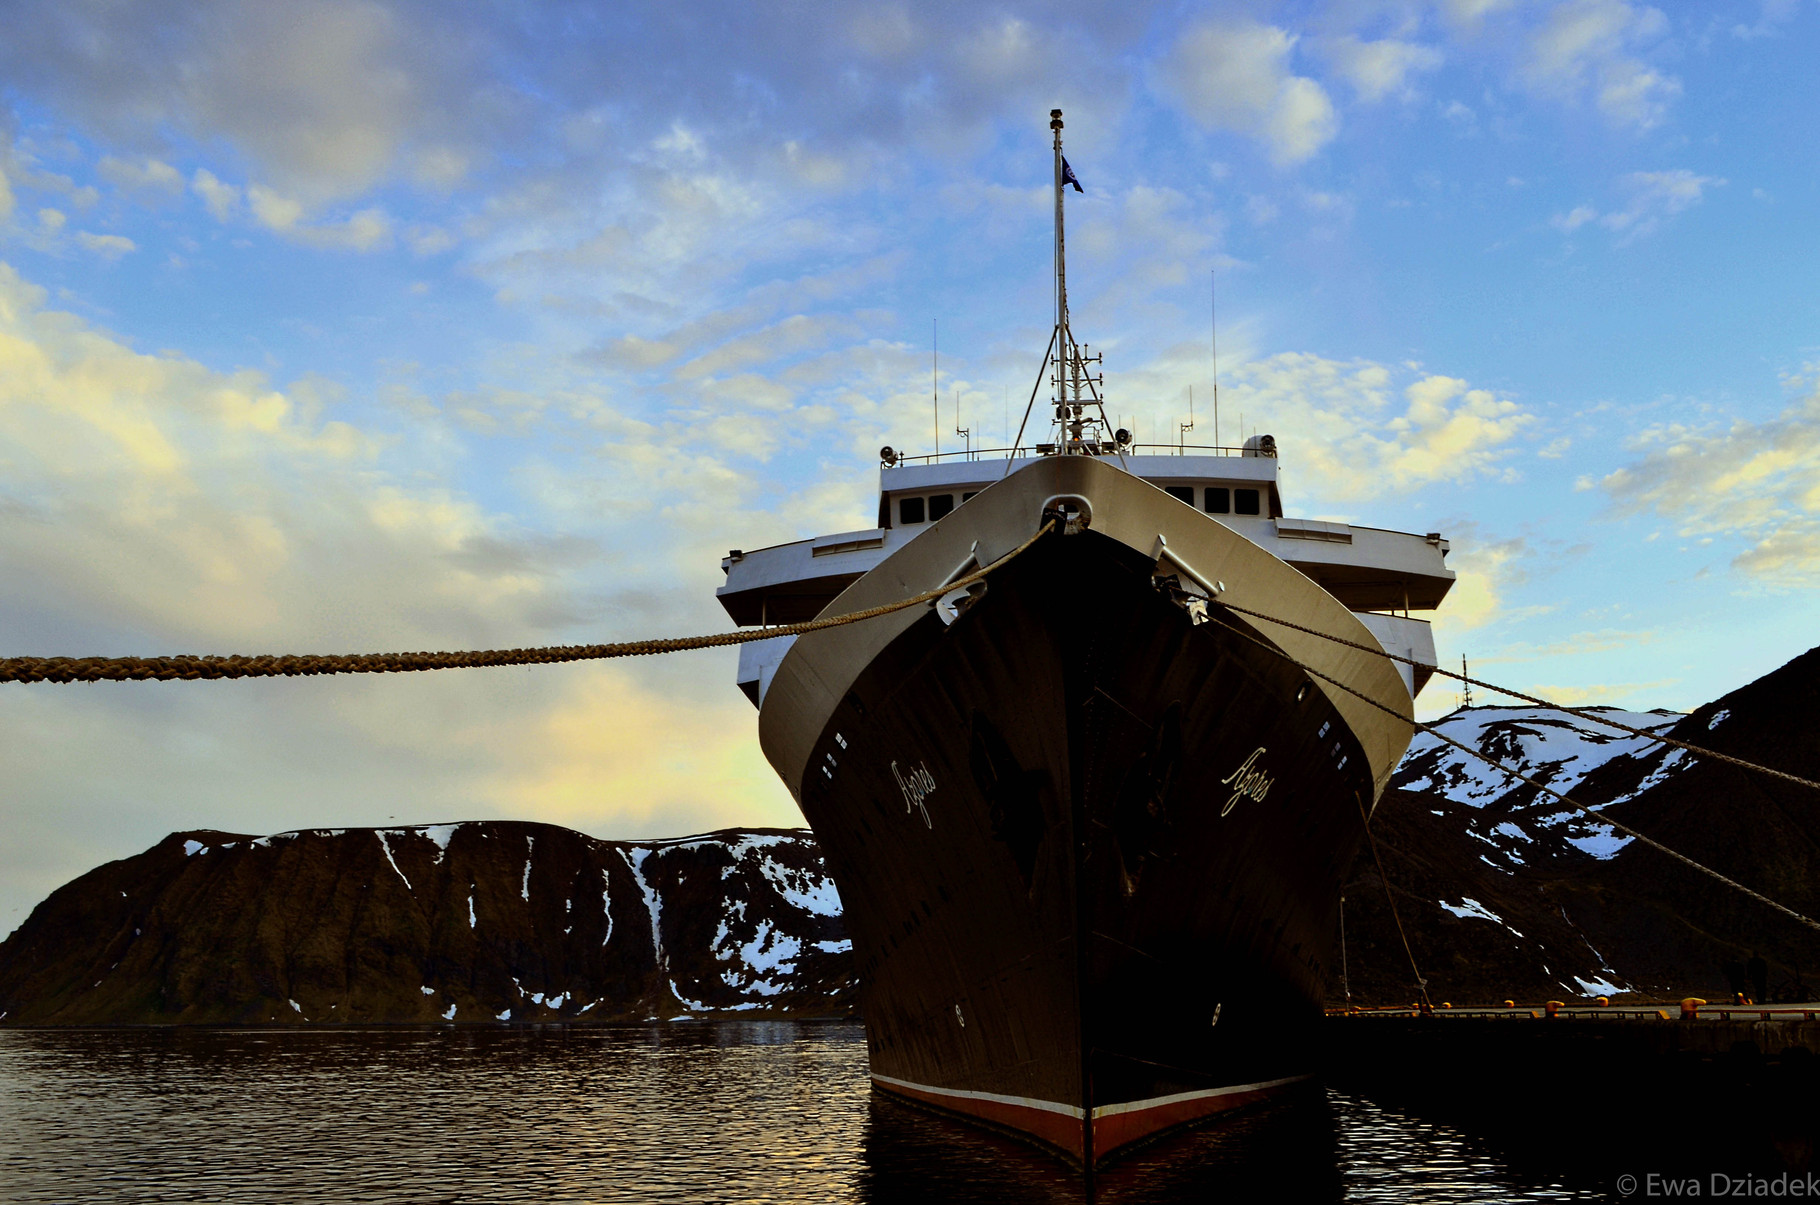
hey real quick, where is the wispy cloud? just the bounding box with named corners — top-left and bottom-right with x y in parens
top-left (1523, 0), bottom-right (1681, 129)
top-left (1598, 384), bottom-right (1820, 585)
top-left (1552, 170), bottom-right (1723, 242)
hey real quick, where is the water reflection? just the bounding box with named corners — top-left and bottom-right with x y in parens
top-left (0, 1023), bottom-right (1600, 1203)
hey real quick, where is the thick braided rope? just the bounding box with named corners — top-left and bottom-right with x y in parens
top-left (1208, 609), bottom-right (1820, 936)
top-left (1218, 599), bottom-right (1820, 795)
top-left (0, 521), bottom-right (1055, 684)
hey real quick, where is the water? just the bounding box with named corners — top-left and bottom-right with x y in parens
top-left (0, 1023), bottom-right (1602, 1203)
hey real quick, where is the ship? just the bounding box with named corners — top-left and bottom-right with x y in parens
top-left (712, 110), bottom-right (1455, 1166)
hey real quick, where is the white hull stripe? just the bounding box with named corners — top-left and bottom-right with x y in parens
top-left (1090, 1074), bottom-right (1311, 1119)
top-left (869, 1071), bottom-right (1311, 1121)
top-left (869, 1073), bottom-right (1085, 1118)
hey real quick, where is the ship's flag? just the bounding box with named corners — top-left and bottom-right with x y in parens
top-left (1061, 157), bottom-right (1083, 193)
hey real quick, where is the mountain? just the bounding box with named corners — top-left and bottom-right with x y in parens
top-left (1338, 646), bottom-right (1820, 1006)
top-left (0, 822), bottom-right (855, 1025)
top-left (7, 647), bottom-right (1820, 1023)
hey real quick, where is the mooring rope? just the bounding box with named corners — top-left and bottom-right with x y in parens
top-left (1218, 599), bottom-right (1820, 796)
top-left (1209, 609), bottom-right (1820, 937)
top-left (1357, 793), bottom-right (1434, 1009)
top-left (0, 522), bottom-right (1055, 684)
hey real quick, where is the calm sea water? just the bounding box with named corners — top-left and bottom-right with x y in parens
top-left (0, 1023), bottom-right (1603, 1203)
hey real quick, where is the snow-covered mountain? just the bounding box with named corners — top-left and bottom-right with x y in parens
top-left (1391, 706), bottom-right (1691, 868)
top-left (1349, 645), bottom-right (1820, 1006)
top-left (0, 822), bottom-right (856, 1025)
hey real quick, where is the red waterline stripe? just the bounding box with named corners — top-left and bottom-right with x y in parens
top-left (869, 1072), bottom-right (1311, 1162)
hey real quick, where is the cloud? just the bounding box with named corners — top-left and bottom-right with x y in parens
top-left (97, 155), bottom-right (183, 195)
top-left (1732, 0), bottom-right (1802, 40)
top-left (1523, 0), bottom-right (1681, 129)
top-left (191, 169), bottom-right (239, 221)
top-left (1598, 385), bottom-right (1820, 585)
top-left (1508, 678), bottom-right (1678, 706)
top-left (1321, 36), bottom-right (1445, 103)
top-left (1552, 170), bottom-right (1724, 242)
top-left (0, 0), bottom-right (491, 202)
top-left (1437, 532), bottom-right (1531, 630)
top-left (0, 260), bottom-right (579, 652)
top-left (248, 184), bottom-right (394, 251)
top-left (1170, 355), bottom-right (1534, 501)
top-left (1156, 21), bottom-right (1339, 165)
top-left (1479, 627), bottom-right (1660, 663)
top-left (676, 314), bottom-right (866, 381)
top-left (74, 231), bottom-right (136, 260)
top-left (1552, 204), bottom-right (1598, 231)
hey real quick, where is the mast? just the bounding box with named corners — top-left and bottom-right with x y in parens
top-left (1010, 107), bottom-right (1114, 467)
top-left (1052, 108), bottom-right (1068, 420)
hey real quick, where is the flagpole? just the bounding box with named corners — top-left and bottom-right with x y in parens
top-left (1050, 108), bottom-right (1070, 454)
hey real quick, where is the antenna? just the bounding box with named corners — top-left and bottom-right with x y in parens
top-left (1211, 266), bottom-right (1221, 448)
top-left (1462, 656), bottom-right (1473, 709)
top-left (932, 319), bottom-right (940, 458)
top-left (954, 388), bottom-right (970, 457)
top-left (1179, 385), bottom-right (1194, 451)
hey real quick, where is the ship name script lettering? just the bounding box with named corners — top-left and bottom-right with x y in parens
top-left (891, 760), bottom-right (936, 828)
top-left (1219, 748), bottom-right (1273, 817)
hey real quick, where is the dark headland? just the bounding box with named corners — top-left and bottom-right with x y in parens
top-left (3, 645), bottom-right (1818, 1025)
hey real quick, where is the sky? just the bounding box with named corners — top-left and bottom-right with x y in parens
top-left (2, 0), bottom-right (1817, 935)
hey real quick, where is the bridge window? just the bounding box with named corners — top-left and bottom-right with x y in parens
top-left (1235, 488), bottom-right (1261, 516)
top-left (1165, 485), bottom-right (1194, 505)
top-left (1204, 487), bottom-right (1230, 514)
top-left (961, 491), bottom-right (977, 503)
top-left (899, 496), bottom-right (926, 524)
top-left (928, 494), bottom-right (954, 521)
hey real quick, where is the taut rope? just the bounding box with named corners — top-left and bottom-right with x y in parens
top-left (0, 522), bottom-right (1055, 684)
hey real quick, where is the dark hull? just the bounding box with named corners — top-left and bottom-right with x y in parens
top-left (794, 529), bottom-right (1376, 1164)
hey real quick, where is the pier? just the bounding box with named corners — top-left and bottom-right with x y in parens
top-left (1325, 1004), bottom-right (1820, 1175)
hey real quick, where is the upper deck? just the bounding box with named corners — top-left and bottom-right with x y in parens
top-left (717, 444), bottom-right (1453, 625)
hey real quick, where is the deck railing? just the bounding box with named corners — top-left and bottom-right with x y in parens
top-left (882, 443), bottom-right (1258, 467)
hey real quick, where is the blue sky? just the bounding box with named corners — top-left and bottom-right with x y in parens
top-left (2, 0), bottom-right (1817, 934)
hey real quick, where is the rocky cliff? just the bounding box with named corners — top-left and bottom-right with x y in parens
top-left (0, 823), bottom-right (854, 1024)
top-left (1338, 645), bottom-right (1820, 1006)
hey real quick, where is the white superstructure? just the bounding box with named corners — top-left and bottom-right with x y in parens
top-left (718, 440), bottom-right (1452, 707)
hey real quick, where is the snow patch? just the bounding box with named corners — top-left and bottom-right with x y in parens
top-left (377, 832), bottom-right (414, 892)
top-left (815, 939), bottom-right (853, 954)
top-left (740, 921), bottom-right (803, 988)
top-left (1708, 709), bottom-right (1730, 731)
top-left (522, 836), bottom-right (534, 902)
top-left (183, 840), bottom-right (205, 856)
top-left (421, 825), bottom-right (458, 862)
top-left (623, 847), bottom-right (665, 970)
top-left (467, 891), bottom-right (477, 929)
top-left (496, 1008), bottom-right (511, 1021)
top-left (1439, 897), bottom-right (1503, 924)
top-left (288, 999), bottom-right (302, 1014)
top-left (1566, 826), bottom-right (1635, 860)
top-left (1573, 974), bottom-right (1626, 997)
top-left (752, 853), bottom-right (842, 917)
top-left (420, 985), bottom-right (435, 996)
top-left (442, 1003), bottom-right (457, 1020)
